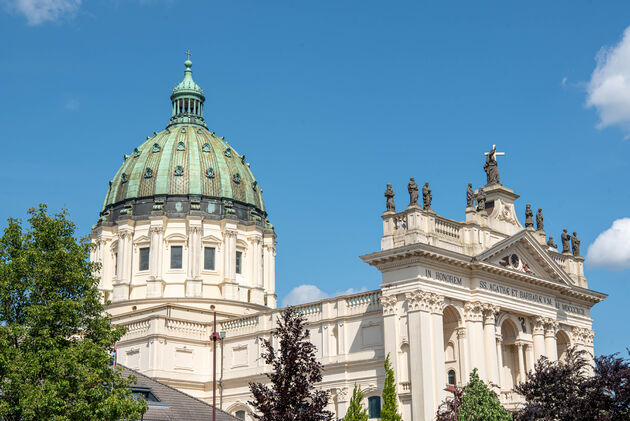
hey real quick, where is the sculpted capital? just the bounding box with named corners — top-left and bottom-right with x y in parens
top-left (532, 316), bottom-right (545, 335)
top-left (464, 301), bottom-right (484, 321)
top-left (381, 295), bottom-right (398, 316)
top-left (482, 304), bottom-right (500, 324)
top-left (405, 289), bottom-right (430, 312)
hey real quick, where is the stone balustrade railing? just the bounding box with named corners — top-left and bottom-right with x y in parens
top-left (346, 291), bottom-right (382, 309)
top-left (165, 319), bottom-right (208, 336)
top-left (435, 216), bottom-right (461, 240)
top-left (294, 302), bottom-right (323, 316)
top-left (220, 315), bottom-right (260, 331)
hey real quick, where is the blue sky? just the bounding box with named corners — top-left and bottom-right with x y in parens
top-left (1, 0), bottom-right (629, 356)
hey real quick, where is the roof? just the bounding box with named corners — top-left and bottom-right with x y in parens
top-left (102, 125), bottom-right (265, 213)
top-left (119, 365), bottom-right (239, 421)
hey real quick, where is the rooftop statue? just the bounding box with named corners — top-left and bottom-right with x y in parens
top-left (547, 236), bottom-right (558, 250)
top-left (525, 204), bottom-right (534, 228)
top-left (536, 208), bottom-right (544, 231)
top-left (561, 229), bottom-right (571, 254)
top-left (476, 187), bottom-right (486, 212)
top-left (466, 183), bottom-right (474, 208)
top-left (385, 184), bottom-right (395, 212)
top-left (572, 232), bottom-right (581, 257)
top-left (483, 144), bottom-right (504, 185)
top-left (408, 178), bottom-right (418, 206)
top-left (423, 182), bottom-right (432, 210)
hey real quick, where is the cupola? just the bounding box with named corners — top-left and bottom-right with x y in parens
top-left (168, 53), bottom-right (206, 128)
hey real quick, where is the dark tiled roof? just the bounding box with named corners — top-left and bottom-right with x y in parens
top-left (119, 365), bottom-right (238, 421)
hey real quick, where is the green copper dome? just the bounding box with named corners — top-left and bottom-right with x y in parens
top-left (98, 58), bottom-right (266, 224)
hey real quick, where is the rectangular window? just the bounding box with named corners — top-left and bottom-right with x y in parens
top-left (235, 251), bottom-right (243, 274)
top-left (368, 396), bottom-right (381, 419)
top-left (204, 247), bottom-right (216, 271)
top-left (171, 246), bottom-right (183, 269)
top-left (139, 247), bottom-right (150, 271)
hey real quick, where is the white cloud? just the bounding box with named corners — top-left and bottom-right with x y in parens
top-left (281, 284), bottom-right (369, 307)
top-left (586, 218), bottom-right (630, 269)
top-left (282, 284), bottom-right (329, 307)
top-left (586, 26), bottom-right (630, 135)
top-left (4, 0), bottom-right (82, 25)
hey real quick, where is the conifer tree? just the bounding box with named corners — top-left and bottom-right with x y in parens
top-left (248, 307), bottom-right (333, 421)
top-left (343, 384), bottom-right (368, 421)
top-left (457, 369), bottom-right (511, 421)
top-left (380, 353), bottom-right (403, 421)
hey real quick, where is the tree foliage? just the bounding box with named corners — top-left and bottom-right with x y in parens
top-left (381, 353), bottom-right (402, 421)
top-left (436, 369), bottom-right (511, 421)
top-left (248, 307), bottom-right (333, 421)
top-left (515, 347), bottom-right (630, 421)
top-left (0, 205), bottom-right (146, 420)
top-left (342, 384), bottom-right (368, 421)
top-left (435, 386), bottom-right (464, 421)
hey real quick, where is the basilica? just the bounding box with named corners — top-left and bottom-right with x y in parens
top-left (91, 58), bottom-right (606, 421)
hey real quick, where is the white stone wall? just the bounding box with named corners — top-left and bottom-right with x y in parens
top-left (91, 215), bottom-right (276, 308)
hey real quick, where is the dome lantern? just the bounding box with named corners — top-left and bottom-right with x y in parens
top-left (168, 52), bottom-right (207, 129)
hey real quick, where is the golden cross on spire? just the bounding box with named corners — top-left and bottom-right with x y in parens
top-left (185, 50), bottom-right (192, 60)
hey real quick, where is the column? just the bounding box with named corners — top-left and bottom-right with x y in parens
top-left (250, 236), bottom-right (264, 304)
top-left (263, 240), bottom-right (276, 307)
top-left (149, 227), bottom-right (160, 279)
top-left (516, 342), bottom-right (526, 384)
top-left (483, 304), bottom-right (500, 387)
top-left (544, 319), bottom-right (558, 361)
top-left (496, 338), bottom-right (504, 390)
top-left (456, 327), bottom-right (469, 386)
top-left (431, 294), bottom-right (447, 410)
top-left (147, 226), bottom-right (164, 298)
top-left (532, 317), bottom-right (546, 362)
top-left (525, 344), bottom-right (534, 377)
top-left (224, 230), bottom-right (236, 283)
top-left (381, 295), bottom-right (399, 379)
top-left (571, 326), bottom-right (585, 354)
top-left (406, 290), bottom-right (435, 421)
top-left (464, 302), bottom-right (486, 381)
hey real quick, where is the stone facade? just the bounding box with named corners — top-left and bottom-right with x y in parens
top-left (99, 180), bottom-right (604, 421)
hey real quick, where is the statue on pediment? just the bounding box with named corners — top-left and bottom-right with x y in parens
top-left (536, 208), bottom-right (544, 231)
top-left (547, 236), bottom-right (557, 250)
top-left (561, 229), bottom-right (571, 253)
top-left (422, 182), bottom-right (432, 210)
top-left (572, 232), bottom-right (581, 257)
top-left (385, 184), bottom-right (395, 212)
top-left (408, 178), bottom-right (419, 206)
top-left (525, 204), bottom-right (534, 228)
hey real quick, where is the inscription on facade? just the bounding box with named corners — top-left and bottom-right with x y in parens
top-left (479, 279), bottom-right (588, 316)
top-left (425, 269), bottom-right (463, 285)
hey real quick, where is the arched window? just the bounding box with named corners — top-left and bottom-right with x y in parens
top-left (235, 410), bottom-right (245, 421)
top-left (368, 396), bottom-right (381, 419)
top-left (448, 369), bottom-right (456, 385)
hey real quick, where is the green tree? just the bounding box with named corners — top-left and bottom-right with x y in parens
top-left (457, 369), bottom-right (511, 421)
top-left (0, 205), bottom-right (146, 421)
top-left (343, 384), bottom-right (368, 421)
top-left (380, 353), bottom-right (402, 421)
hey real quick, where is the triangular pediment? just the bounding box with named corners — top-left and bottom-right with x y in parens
top-left (476, 230), bottom-right (575, 286)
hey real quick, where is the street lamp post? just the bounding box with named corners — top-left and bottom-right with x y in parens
top-left (210, 305), bottom-right (221, 421)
